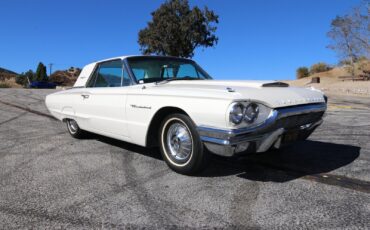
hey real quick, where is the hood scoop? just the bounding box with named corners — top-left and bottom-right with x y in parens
top-left (262, 82), bottom-right (289, 87)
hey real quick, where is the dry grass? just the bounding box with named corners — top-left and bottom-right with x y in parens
top-left (0, 77), bottom-right (22, 88)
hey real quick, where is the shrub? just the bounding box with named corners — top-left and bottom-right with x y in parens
top-left (296, 67), bottom-right (310, 79)
top-left (338, 59), bottom-right (352, 66)
top-left (0, 82), bottom-right (11, 88)
top-left (15, 74), bottom-right (27, 86)
top-left (310, 62), bottom-right (332, 74)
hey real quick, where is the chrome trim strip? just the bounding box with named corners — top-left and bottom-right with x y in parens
top-left (276, 103), bottom-right (327, 119)
top-left (200, 136), bottom-right (230, 145)
top-left (200, 133), bottom-right (265, 146)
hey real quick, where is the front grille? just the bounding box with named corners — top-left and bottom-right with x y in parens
top-left (230, 111), bottom-right (324, 143)
top-left (227, 103), bottom-right (326, 142)
top-left (274, 111), bottom-right (324, 130)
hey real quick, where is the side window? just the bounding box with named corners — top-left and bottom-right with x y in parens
top-left (88, 60), bottom-right (122, 88)
top-left (95, 60), bottom-right (122, 87)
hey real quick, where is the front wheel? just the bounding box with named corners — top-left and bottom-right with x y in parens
top-left (159, 113), bottom-right (210, 175)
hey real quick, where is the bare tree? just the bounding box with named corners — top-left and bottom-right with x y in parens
top-left (327, 1), bottom-right (369, 76)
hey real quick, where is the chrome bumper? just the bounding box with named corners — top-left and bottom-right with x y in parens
top-left (197, 103), bottom-right (326, 157)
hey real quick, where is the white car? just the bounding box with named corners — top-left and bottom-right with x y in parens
top-left (45, 55), bottom-right (327, 174)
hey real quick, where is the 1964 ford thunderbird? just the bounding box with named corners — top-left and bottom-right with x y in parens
top-left (45, 55), bottom-right (327, 174)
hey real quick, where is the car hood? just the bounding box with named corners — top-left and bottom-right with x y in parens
top-left (140, 80), bottom-right (326, 108)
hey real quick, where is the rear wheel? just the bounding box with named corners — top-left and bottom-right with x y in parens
top-left (159, 113), bottom-right (210, 175)
top-left (66, 119), bottom-right (85, 138)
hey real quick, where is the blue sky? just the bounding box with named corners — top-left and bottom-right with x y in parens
top-left (0, 0), bottom-right (361, 80)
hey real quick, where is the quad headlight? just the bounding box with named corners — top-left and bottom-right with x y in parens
top-left (244, 103), bottom-right (259, 123)
top-left (228, 102), bottom-right (272, 127)
top-left (229, 103), bottom-right (244, 124)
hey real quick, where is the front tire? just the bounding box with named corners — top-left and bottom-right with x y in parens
top-left (159, 113), bottom-right (210, 175)
top-left (66, 119), bottom-right (85, 139)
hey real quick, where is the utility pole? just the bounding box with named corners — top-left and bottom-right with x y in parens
top-left (48, 63), bottom-right (53, 77)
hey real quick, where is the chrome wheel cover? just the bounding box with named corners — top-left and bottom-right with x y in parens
top-left (166, 122), bottom-right (193, 162)
top-left (67, 120), bottom-right (78, 134)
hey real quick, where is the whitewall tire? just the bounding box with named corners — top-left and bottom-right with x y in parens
top-left (159, 113), bottom-right (210, 175)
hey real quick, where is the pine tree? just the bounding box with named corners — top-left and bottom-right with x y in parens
top-left (35, 62), bottom-right (48, 81)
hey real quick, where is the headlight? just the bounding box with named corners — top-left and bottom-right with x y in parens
top-left (229, 103), bottom-right (244, 124)
top-left (244, 103), bottom-right (259, 123)
top-left (228, 101), bottom-right (272, 127)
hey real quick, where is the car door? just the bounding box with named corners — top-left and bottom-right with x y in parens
top-left (78, 59), bottom-right (131, 138)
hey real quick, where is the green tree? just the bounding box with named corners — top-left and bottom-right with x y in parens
top-left (15, 74), bottom-right (26, 86)
top-left (25, 70), bottom-right (35, 82)
top-left (296, 67), bottom-right (310, 79)
top-left (310, 62), bottom-right (332, 74)
top-left (138, 0), bottom-right (219, 58)
top-left (15, 70), bottom-right (34, 87)
top-left (35, 62), bottom-right (48, 81)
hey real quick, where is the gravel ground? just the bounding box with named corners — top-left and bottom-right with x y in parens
top-left (0, 89), bottom-right (369, 229)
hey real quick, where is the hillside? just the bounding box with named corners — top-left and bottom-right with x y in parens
top-left (287, 61), bottom-right (370, 97)
top-left (0, 66), bottom-right (82, 88)
top-left (49, 67), bottom-right (81, 86)
top-left (0, 67), bottom-right (21, 88)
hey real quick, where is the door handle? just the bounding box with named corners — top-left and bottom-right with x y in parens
top-left (81, 94), bottom-right (90, 99)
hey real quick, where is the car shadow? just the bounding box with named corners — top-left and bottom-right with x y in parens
top-left (91, 132), bottom-right (360, 182)
top-left (200, 140), bottom-right (361, 182)
top-left (89, 133), bottom-right (163, 160)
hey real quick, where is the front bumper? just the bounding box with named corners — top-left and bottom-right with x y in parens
top-left (197, 103), bottom-right (326, 156)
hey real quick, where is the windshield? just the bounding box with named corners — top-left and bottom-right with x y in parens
top-left (126, 57), bottom-right (212, 83)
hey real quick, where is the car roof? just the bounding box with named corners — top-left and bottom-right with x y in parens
top-left (74, 55), bottom-right (194, 88)
top-left (93, 55), bottom-right (191, 64)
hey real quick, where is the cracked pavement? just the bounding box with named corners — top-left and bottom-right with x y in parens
top-left (0, 89), bottom-right (369, 229)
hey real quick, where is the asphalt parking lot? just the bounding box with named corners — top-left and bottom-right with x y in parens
top-left (0, 89), bottom-right (369, 229)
